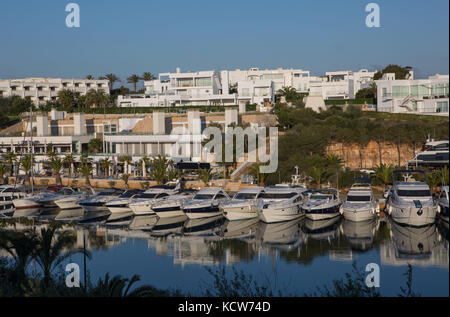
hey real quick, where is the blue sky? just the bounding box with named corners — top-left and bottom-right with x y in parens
top-left (0, 0), bottom-right (448, 87)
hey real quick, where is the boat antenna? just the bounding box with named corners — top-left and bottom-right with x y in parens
top-left (30, 106), bottom-right (34, 195)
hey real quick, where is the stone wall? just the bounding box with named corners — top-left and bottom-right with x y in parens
top-left (326, 140), bottom-right (417, 169)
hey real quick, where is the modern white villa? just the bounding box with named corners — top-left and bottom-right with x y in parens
top-left (0, 78), bottom-right (109, 104)
top-left (376, 73), bottom-right (449, 116)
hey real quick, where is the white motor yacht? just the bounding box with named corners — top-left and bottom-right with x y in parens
top-left (128, 185), bottom-right (181, 216)
top-left (303, 188), bottom-right (342, 221)
top-left (0, 184), bottom-right (27, 216)
top-left (54, 187), bottom-right (96, 210)
top-left (386, 170), bottom-right (437, 227)
top-left (257, 185), bottom-right (307, 223)
top-left (182, 187), bottom-right (230, 219)
top-left (221, 187), bottom-right (264, 221)
top-left (341, 179), bottom-right (378, 222)
top-left (78, 188), bottom-right (124, 212)
top-left (152, 190), bottom-right (195, 218)
top-left (437, 186), bottom-right (449, 222)
top-left (105, 189), bottom-right (144, 214)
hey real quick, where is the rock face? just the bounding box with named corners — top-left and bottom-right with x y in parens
top-left (326, 140), bottom-right (417, 169)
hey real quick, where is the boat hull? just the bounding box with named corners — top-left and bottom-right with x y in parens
top-left (130, 204), bottom-right (155, 216)
top-left (183, 205), bottom-right (221, 219)
top-left (342, 208), bottom-right (376, 222)
top-left (13, 198), bottom-right (42, 214)
top-left (388, 203), bottom-right (437, 227)
top-left (438, 203), bottom-right (449, 222)
top-left (154, 206), bottom-right (184, 218)
top-left (222, 205), bottom-right (258, 221)
top-left (258, 205), bottom-right (303, 223)
top-left (304, 204), bottom-right (341, 221)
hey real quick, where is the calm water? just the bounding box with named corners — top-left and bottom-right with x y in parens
top-left (1, 208), bottom-right (449, 297)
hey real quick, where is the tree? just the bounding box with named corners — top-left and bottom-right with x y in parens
top-left (0, 162), bottom-right (10, 184)
top-left (127, 74), bottom-right (141, 92)
top-left (85, 89), bottom-right (109, 108)
top-left (3, 151), bottom-right (17, 177)
top-left (149, 155), bottom-right (171, 184)
top-left (141, 72), bottom-right (156, 81)
top-left (79, 163), bottom-right (93, 187)
top-left (20, 154), bottom-right (35, 187)
top-left (277, 86), bottom-right (298, 103)
top-left (57, 89), bottom-right (78, 111)
top-left (100, 157), bottom-right (112, 178)
top-left (50, 157), bottom-right (63, 186)
top-left (121, 173), bottom-right (130, 188)
top-left (355, 83), bottom-right (377, 99)
top-left (88, 138), bottom-right (103, 153)
top-left (85, 75), bottom-right (94, 80)
top-left (89, 273), bottom-right (164, 297)
top-left (105, 74), bottom-right (121, 90)
top-left (199, 168), bottom-right (212, 185)
top-left (33, 225), bottom-right (91, 288)
top-left (63, 154), bottom-right (76, 178)
top-left (372, 164), bottom-right (394, 191)
top-left (118, 155), bottom-right (132, 175)
top-left (249, 163), bottom-right (267, 186)
top-left (310, 166), bottom-right (327, 188)
top-left (373, 65), bottom-right (412, 80)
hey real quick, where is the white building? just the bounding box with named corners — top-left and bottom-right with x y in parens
top-left (376, 73), bottom-right (449, 116)
top-left (0, 78), bottom-right (109, 104)
top-left (117, 68), bottom-right (237, 108)
top-left (309, 69), bottom-right (376, 100)
top-left (236, 80), bottom-right (274, 111)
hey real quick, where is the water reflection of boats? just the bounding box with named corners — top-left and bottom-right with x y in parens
top-left (128, 215), bottom-right (158, 231)
top-left (78, 211), bottom-right (111, 225)
top-left (303, 217), bottom-right (341, 240)
top-left (55, 208), bottom-right (85, 221)
top-left (390, 221), bottom-right (439, 260)
top-left (258, 218), bottom-right (304, 249)
top-left (105, 212), bottom-right (134, 227)
top-left (151, 215), bottom-right (187, 236)
top-left (341, 219), bottom-right (377, 251)
top-left (183, 215), bottom-right (225, 236)
top-left (12, 208), bottom-right (41, 218)
top-left (219, 218), bottom-right (260, 239)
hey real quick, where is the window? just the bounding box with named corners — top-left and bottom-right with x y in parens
top-left (392, 86), bottom-right (409, 97)
top-left (397, 190), bottom-right (431, 197)
top-left (410, 85), bottom-right (418, 97)
top-left (381, 88), bottom-right (387, 97)
top-left (178, 78), bottom-right (193, 87)
top-left (241, 88), bottom-right (250, 97)
top-left (436, 101), bottom-right (448, 113)
top-left (195, 77), bottom-right (212, 87)
top-left (347, 195), bottom-right (371, 202)
top-left (254, 87), bottom-right (270, 96)
top-left (412, 100), bottom-right (417, 111)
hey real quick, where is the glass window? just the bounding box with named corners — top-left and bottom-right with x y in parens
top-left (178, 78), bottom-right (193, 87)
top-left (347, 195), bottom-right (371, 202)
top-left (418, 86), bottom-right (429, 97)
top-left (436, 101), bottom-right (449, 113)
top-left (392, 86), bottom-right (409, 97)
top-left (195, 77), bottom-right (212, 87)
top-left (410, 85), bottom-right (418, 97)
top-left (382, 88), bottom-right (387, 97)
top-left (241, 88), bottom-right (250, 97)
top-left (234, 193), bottom-right (257, 200)
top-left (397, 190), bottom-right (431, 197)
top-left (193, 194), bottom-right (214, 200)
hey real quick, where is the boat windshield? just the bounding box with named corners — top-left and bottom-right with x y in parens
top-left (397, 190), bottom-right (431, 197)
top-left (193, 194), bottom-right (215, 200)
top-left (234, 193), bottom-right (257, 200)
top-left (347, 195), bottom-right (371, 202)
top-left (310, 195), bottom-right (332, 200)
top-left (98, 190), bottom-right (121, 196)
top-left (139, 193), bottom-right (159, 199)
top-left (260, 192), bottom-right (297, 199)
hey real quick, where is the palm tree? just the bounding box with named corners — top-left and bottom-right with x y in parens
top-left (277, 86), bottom-right (298, 102)
top-left (149, 155), bottom-right (171, 184)
top-left (85, 89), bottom-right (109, 108)
top-left (249, 163), bottom-right (267, 186)
top-left (46, 143), bottom-right (58, 162)
top-left (50, 157), bottom-right (63, 186)
top-left (33, 226), bottom-right (91, 288)
top-left (63, 154), bottom-right (76, 178)
top-left (85, 75), bottom-right (94, 80)
top-left (100, 157), bottom-right (112, 178)
top-left (121, 173), bottom-right (130, 189)
top-left (89, 273), bottom-right (165, 297)
top-left (0, 162), bottom-right (10, 184)
top-left (20, 154), bottom-right (35, 187)
top-left (141, 72), bottom-right (156, 81)
top-left (105, 73), bottom-right (121, 90)
top-left (372, 164), bottom-right (394, 191)
top-left (88, 138), bottom-right (103, 153)
top-left (199, 168), bottom-right (212, 185)
top-left (0, 230), bottom-right (38, 283)
top-left (439, 166), bottom-right (449, 187)
top-left (118, 155), bottom-right (132, 175)
top-left (4, 151), bottom-right (17, 177)
top-left (325, 154), bottom-right (343, 188)
top-left (127, 74), bottom-right (141, 92)
top-left (310, 166), bottom-right (327, 188)
top-left (139, 156), bottom-right (150, 177)
top-left (79, 163), bottom-right (93, 186)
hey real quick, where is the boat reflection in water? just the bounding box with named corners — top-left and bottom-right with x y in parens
top-left (219, 218), bottom-right (259, 239)
top-left (257, 218), bottom-right (304, 249)
top-left (55, 208), bottom-right (85, 221)
top-left (105, 212), bottom-right (134, 228)
top-left (78, 210), bottom-right (110, 225)
top-left (151, 215), bottom-right (187, 237)
top-left (341, 219), bottom-right (377, 251)
top-left (183, 215), bottom-right (225, 236)
top-left (303, 216), bottom-right (342, 241)
top-left (129, 215), bottom-right (158, 231)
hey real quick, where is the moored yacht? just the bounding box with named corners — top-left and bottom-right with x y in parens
top-left (341, 179), bottom-right (378, 222)
top-left (257, 185), bottom-right (307, 223)
top-left (37, 187), bottom-right (79, 209)
top-left (221, 187), bottom-right (264, 221)
top-left (0, 185), bottom-right (27, 216)
top-left (182, 187), bottom-right (230, 219)
top-left (105, 189), bottom-right (144, 214)
top-left (152, 190), bottom-right (195, 218)
top-left (408, 140), bottom-right (449, 168)
top-left (303, 188), bottom-right (342, 221)
top-left (128, 185), bottom-right (180, 216)
top-left (78, 188), bottom-right (124, 212)
top-left (437, 186), bottom-right (449, 223)
top-left (54, 187), bottom-right (96, 210)
top-left (386, 170), bottom-right (437, 227)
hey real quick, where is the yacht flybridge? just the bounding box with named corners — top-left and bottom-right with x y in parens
top-left (386, 170), bottom-right (437, 227)
top-left (78, 188), bottom-right (125, 212)
top-left (341, 179), bottom-right (378, 222)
